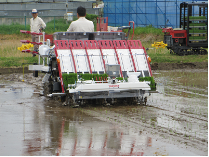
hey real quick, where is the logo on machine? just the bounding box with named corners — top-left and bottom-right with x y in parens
top-left (109, 85), bottom-right (119, 88)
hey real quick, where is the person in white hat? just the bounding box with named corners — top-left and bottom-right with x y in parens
top-left (67, 6), bottom-right (94, 32)
top-left (30, 9), bottom-right (46, 53)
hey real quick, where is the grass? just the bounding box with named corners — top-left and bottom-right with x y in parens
top-left (189, 36), bottom-right (207, 40)
top-left (0, 22), bottom-right (208, 68)
top-left (0, 14), bottom-right (98, 35)
top-left (189, 23), bottom-right (206, 26)
top-left (125, 25), bottom-right (163, 36)
top-left (189, 29), bottom-right (207, 33)
top-left (0, 57), bottom-right (38, 67)
top-left (144, 46), bottom-right (207, 63)
top-left (189, 16), bottom-right (206, 20)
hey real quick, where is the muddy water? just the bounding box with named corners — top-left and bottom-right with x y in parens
top-left (0, 69), bottom-right (207, 156)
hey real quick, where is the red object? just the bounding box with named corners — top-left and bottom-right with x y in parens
top-left (20, 30), bottom-right (43, 35)
top-left (127, 40), bottom-right (143, 49)
top-left (54, 48), bottom-right (65, 93)
top-left (21, 49), bottom-right (38, 55)
top-left (68, 40), bottom-right (92, 74)
top-left (20, 30), bottom-right (31, 34)
top-left (113, 40), bottom-right (135, 73)
top-left (112, 41), bottom-right (123, 78)
top-left (45, 34), bottom-right (53, 46)
top-left (20, 40), bottom-right (30, 43)
top-left (54, 40), bottom-right (69, 49)
top-left (84, 47), bottom-right (92, 74)
top-left (98, 40), bottom-right (123, 77)
top-left (84, 40), bottom-right (99, 49)
top-left (33, 41), bottom-right (43, 45)
top-left (32, 51), bottom-right (39, 54)
top-left (143, 47), bottom-right (152, 77)
top-left (162, 27), bottom-right (187, 45)
top-left (22, 49), bottom-right (31, 53)
top-left (20, 40), bottom-right (42, 45)
top-left (96, 41), bottom-right (106, 72)
top-left (31, 32), bottom-right (43, 35)
top-left (69, 40), bottom-right (84, 49)
top-left (56, 119), bottom-right (65, 156)
top-left (98, 40), bottom-right (114, 49)
top-left (129, 21), bottom-right (135, 40)
top-left (96, 17), bottom-right (108, 31)
top-left (113, 40), bottom-right (129, 49)
top-left (54, 40), bottom-right (76, 92)
top-left (127, 40), bottom-right (144, 72)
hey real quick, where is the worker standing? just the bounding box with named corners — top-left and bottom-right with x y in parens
top-left (67, 6), bottom-right (94, 32)
top-left (30, 9), bottom-right (46, 54)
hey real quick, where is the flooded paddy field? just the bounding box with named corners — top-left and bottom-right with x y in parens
top-left (0, 69), bottom-right (207, 156)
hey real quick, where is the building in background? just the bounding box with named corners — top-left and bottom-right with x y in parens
top-left (103, 0), bottom-right (207, 28)
top-left (0, 0), bottom-right (99, 25)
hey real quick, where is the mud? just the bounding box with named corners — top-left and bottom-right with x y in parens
top-left (0, 69), bottom-right (208, 156)
top-left (151, 62), bottom-right (208, 70)
top-left (0, 61), bottom-right (207, 74)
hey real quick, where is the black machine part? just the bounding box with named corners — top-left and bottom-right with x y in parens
top-left (53, 82), bottom-right (62, 92)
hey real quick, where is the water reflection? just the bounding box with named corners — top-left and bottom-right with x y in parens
top-left (154, 69), bottom-right (208, 98)
top-left (0, 69), bottom-right (207, 156)
top-left (22, 102), bottom-right (153, 156)
top-left (0, 83), bottom-right (33, 103)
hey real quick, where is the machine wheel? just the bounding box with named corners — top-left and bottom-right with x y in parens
top-left (200, 49), bottom-right (207, 55)
top-left (192, 49), bottom-right (197, 55)
top-left (203, 49), bottom-right (208, 55)
top-left (194, 49), bottom-right (200, 55)
top-left (189, 49), bottom-right (194, 55)
top-left (178, 49), bottom-right (185, 56)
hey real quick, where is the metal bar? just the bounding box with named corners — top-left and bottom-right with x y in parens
top-left (176, 0), bottom-right (177, 28)
top-left (156, 0), bottom-right (158, 28)
top-left (115, 0), bottom-right (116, 27)
top-left (165, 0), bottom-right (166, 27)
top-left (54, 16), bottom-right (55, 31)
top-left (143, 47), bottom-right (152, 77)
top-left (145, 0), bottom-right (146, 26)
top-left (54, 48), bottom-right (65, 93)
top-left (84, 47), bottom-right (92, 74)
top-left (68, 41), bottom-right (77, 73)
top-left (99, 46), bottom-right (106, 72)
top-left (25, 15), bottom-right (26, 30)
top-left (128, 46), bottom-right (137, 72)
top-left (113, 44), bottom-right (123, 78)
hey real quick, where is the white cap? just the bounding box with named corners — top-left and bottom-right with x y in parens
top-left (32, 9), bottom-right (38, 13)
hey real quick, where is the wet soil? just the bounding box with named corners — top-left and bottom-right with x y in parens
top-left (0, 69), bottom-right (208, 156)
top-left (151, 62), bottom-right (208, 70)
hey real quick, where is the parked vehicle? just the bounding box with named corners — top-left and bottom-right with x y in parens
top-left (162, 2), bottom-right (208, 55)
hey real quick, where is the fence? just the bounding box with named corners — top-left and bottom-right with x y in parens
top-left (103, 0), bottom-right (207, 28)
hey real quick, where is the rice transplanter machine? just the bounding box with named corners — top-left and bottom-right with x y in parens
top-left (19, 22), bottom-right (156, 106)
